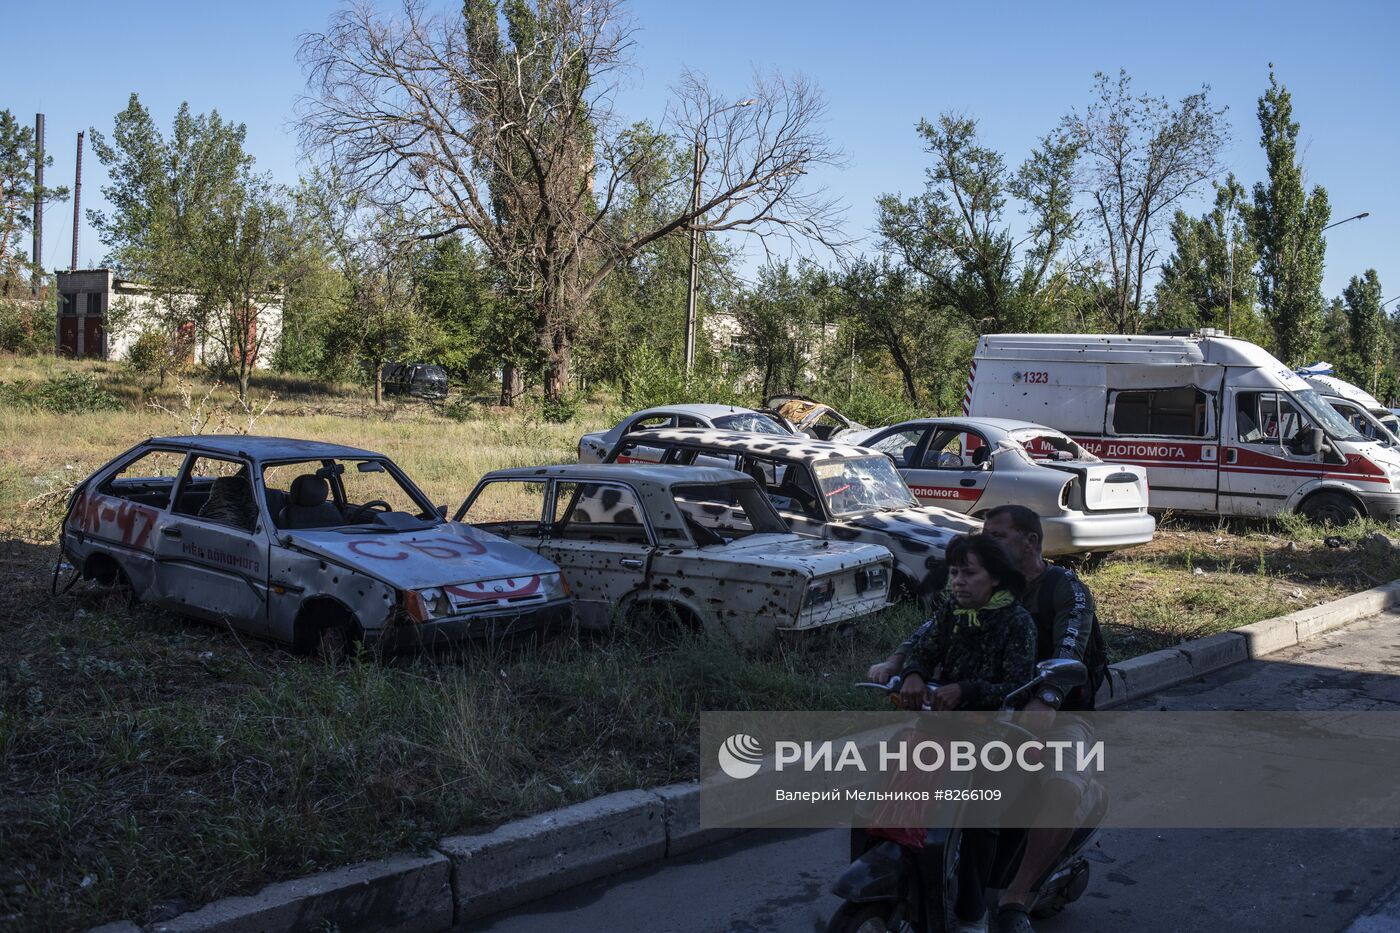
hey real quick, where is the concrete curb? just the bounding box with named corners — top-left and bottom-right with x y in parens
top-left (147, 852), bottom-right (452, 933)
top-left (103, 784), bottom-right (741, 933)
top-left (92, 580), bottom-right (1400, 932)
top-left (1095, 578), bottom-right (1400, 709)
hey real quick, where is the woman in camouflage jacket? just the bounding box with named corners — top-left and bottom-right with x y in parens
top-left (898, 534), bottom-right (1037, 712)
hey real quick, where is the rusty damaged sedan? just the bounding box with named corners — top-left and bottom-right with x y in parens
top-left (59, 435), bottom-right (571, 655)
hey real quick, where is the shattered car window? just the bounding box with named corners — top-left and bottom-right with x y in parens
top-left (99, 449), bottom-right (187, 509)
top-left (462, 480), bottom-right (548, 536)
top-left (712, 412), bottom-right (790, 435)
top-left (553, 482), bottom-right (650, 545)
top-left (263, 458), bottom-right (436, 530)
top-left (812, 456), bottom-right (918, 516)
top-left (1011, 429), bottom-right (1099, 462)
top-left (672, 483), bottom-right (788, 544)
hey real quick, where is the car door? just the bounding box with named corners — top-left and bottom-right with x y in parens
top-left (1221, 388), bottom-right (1322, 516)
top-left (152, 454), bottom-right (271, 633)
top-left (896, 425), bottom-right (992, 513)
top-left (537, 480), bottom-right (656, 629)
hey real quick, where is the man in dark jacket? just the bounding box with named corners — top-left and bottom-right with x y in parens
top-left (981, 504), bottom-right (1105, 933)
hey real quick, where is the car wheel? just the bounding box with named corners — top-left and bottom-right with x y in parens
top-left (1299, 491), bottom-right (1363, 526)
top-left (317, 620), bottom-right (355, 663)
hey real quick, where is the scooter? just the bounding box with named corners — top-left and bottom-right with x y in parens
top-left (826, 658), bottom-right (1105, 933)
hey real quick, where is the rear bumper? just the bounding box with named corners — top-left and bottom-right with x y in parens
top-left (1041, 511), bottom-right (1157, 555)
top-left (371, 599), bottom-right (572, 650)
top-left (780, 589), bottom-right (891, 634)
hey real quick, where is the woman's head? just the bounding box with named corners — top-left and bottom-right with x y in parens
top-left (945, 534), bottom-right (1026, 608)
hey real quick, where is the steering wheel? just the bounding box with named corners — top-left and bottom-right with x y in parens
top-left (345, 499), bottom-right (393, 522)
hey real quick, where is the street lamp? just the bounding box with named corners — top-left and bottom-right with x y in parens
top-left (1322, 212), bottom-right (1370, 232)
top-left (684, 98), bottom-right (759, 381)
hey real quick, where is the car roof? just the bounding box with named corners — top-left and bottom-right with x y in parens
top-left (145, 435), bottom-right (385, 462)
top-left (880, 417), bottom-right (1064, 439)
top-left (620, 427), bottom-right (874, 461)
top-left (626, 404), bottom-right (765, 420)
top-left (482, 462), bottom-right (751, 488)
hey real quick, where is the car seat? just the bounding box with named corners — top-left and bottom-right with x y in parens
top-left (198, 475), bottom-right (259, 531)
top-left (279, 475), bottom-right (344, 529)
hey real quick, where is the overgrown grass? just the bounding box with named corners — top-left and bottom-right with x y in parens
top-left (0, 577), bottom-right (921, 930)
top-left (4, 354), bottom-right (1400, 928)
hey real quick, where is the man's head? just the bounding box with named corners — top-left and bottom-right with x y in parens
top-left (982, 504), bottom-right (1043, 564)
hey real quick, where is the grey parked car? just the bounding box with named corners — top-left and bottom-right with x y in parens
top-left (577, 404), bottom-right (794, 462)
top-left (61, 436), bottom-right (570, 654)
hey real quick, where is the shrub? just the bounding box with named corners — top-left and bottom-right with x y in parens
top-left (0, 373), bottom-right (122, 414)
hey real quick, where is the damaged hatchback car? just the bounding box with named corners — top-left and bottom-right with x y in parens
top-left (456, 463), bottom-right (893, 642)
top-left (60, 436), bottom-right (571, 654)
top-left (845, 417), bottom-right (1155, 555)
top-left (605, 429), bottom-right (979, 599)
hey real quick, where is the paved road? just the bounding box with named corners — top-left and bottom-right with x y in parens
top-left (462, 610), bottom-right (1400, 933)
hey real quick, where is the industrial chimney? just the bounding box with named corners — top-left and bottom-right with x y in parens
top-left (32, 113), bottom-right (44, 293)
top-left (71, 131), bottom-right (83, 272)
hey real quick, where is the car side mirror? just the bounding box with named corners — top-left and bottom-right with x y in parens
top-left (436, 504), bottom-right (448, 518)
top-left (1036, 658), bottom-right (1087, 690)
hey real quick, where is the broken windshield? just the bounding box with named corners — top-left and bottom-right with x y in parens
top-left (812, 456), bottom-right (918, 517)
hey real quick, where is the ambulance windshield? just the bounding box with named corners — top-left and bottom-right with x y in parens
top-left (1293, 390), bottom-right (1365, 442)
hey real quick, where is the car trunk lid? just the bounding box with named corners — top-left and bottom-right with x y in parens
top-left (1042, 461), bottom-right (1150, 511)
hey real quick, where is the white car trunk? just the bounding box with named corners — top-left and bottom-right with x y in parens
top-left (1042, 461), bottom-right (1150, 512)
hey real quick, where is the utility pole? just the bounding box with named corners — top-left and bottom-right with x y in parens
top-left (71, 131), bottom-right (84, 271)
top-left (683, 98), bottom-right (757, 382)
top-left (683, 137), bottom-right (703, 379)
top-left (31, 114), bottom-right (44, 293)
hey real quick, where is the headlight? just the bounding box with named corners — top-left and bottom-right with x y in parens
top-left (805, 578), bottom-right (835, 607)
top-left (856, 565), bottom-right (888, 594)
top-left (543, 572), bottom-right (571, 599)
top-left (405, 587), bottom-right (452, 623)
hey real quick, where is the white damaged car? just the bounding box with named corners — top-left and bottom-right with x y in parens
top-left (457, 463), bottom-right (893, 641)
top-left (60, 436), bottom-right (572, 655)
top-left (845, 417), bottom-right (1155, 555)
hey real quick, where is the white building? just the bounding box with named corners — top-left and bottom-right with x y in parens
top-left (54, 268), bottom-right (282, 367)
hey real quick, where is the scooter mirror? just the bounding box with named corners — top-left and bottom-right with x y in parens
top-left (1036, 658), bottom-right (1087, 689)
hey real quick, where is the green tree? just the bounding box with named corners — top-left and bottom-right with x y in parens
top-left (732, 263), bottom-right (823, 398)
top-left (1250, 68), bottom-right (1331, 365)
top-left (1153, 175), bottom-right (1266, 342)
top-left (876, 115), bottom-right (1082, 335)
top-left (412, 235), bottom-right (502, 389)
top-left (1064, 70), bottom-right (1229, 334)
top-left (0, 109), bottom-right (68, 288)
top-left (296, 168), bottom-right (420, 404)
top-left (90, 95), bottom-right (290, 397)
top-left (301, 0), bottom-right (842, 402)
top-left (1343, 270), bottom-right (1389, 395)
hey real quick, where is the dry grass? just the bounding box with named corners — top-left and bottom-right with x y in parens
top-left (3, 354), bottom-right (1399, 929)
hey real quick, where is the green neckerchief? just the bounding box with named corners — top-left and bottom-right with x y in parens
top-left (952, 589), bottom-right (1015, 628)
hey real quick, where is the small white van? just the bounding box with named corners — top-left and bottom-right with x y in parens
top-left (968, 332), bottom-right (1400, 523)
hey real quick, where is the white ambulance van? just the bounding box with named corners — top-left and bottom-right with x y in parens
top-left (967, 332), bottom-right (1400, 523)
top-left (1295, 364), bottom-right (1400, 446)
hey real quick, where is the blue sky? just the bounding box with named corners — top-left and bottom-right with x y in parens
top-left (7, 0), bottom-right (1398, 303)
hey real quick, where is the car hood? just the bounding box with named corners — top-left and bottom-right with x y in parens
top-left (835, 505), bottom-right (981, 543)
top-left (703, 533), bottom-right (891, 574)
top-left (281, 521), bottom-right (560, 590)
